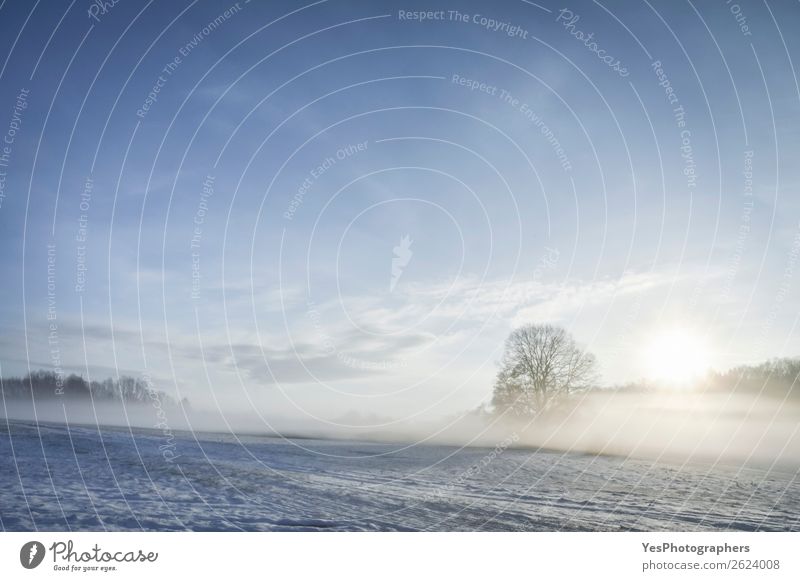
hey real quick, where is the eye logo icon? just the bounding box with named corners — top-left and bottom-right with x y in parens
top-left (20, 541), bottom-right (45, 569)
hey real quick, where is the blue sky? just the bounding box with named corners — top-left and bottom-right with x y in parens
top-left (1, 0), bottom-right (799, 424)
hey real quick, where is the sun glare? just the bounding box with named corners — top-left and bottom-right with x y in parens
top-left (643, 328), bottom-right (711, 386)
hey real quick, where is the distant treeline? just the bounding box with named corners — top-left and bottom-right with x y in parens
top-left (0, 370), bottom-right (186, 407)
top-left (708, 358), bottom-right (800, 398)
top-left (612, 357), bottom-right (800, 398)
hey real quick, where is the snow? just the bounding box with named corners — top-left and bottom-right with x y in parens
top-left (0, 419), bottom-right (798, 531)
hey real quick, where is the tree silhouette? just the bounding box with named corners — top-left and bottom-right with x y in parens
top-left (492, 324), bottom-right (597, 417)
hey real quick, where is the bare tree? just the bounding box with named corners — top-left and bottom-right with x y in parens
top-left (492, 324), bottom-right (597, 417)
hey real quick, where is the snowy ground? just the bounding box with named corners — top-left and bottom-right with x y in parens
top-left (1, 419), bottom-right (798, 531)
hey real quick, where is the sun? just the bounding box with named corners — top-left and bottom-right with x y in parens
top-left (643, 327), bottom-right (711, 386)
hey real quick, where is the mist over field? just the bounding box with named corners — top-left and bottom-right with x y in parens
top-left (4, 369), bottom-right (800, 473)
top-left (3, 398), bottom-right (799, 531)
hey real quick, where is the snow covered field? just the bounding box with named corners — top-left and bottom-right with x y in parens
top-left (1, 419), bottom-right (798, 531)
